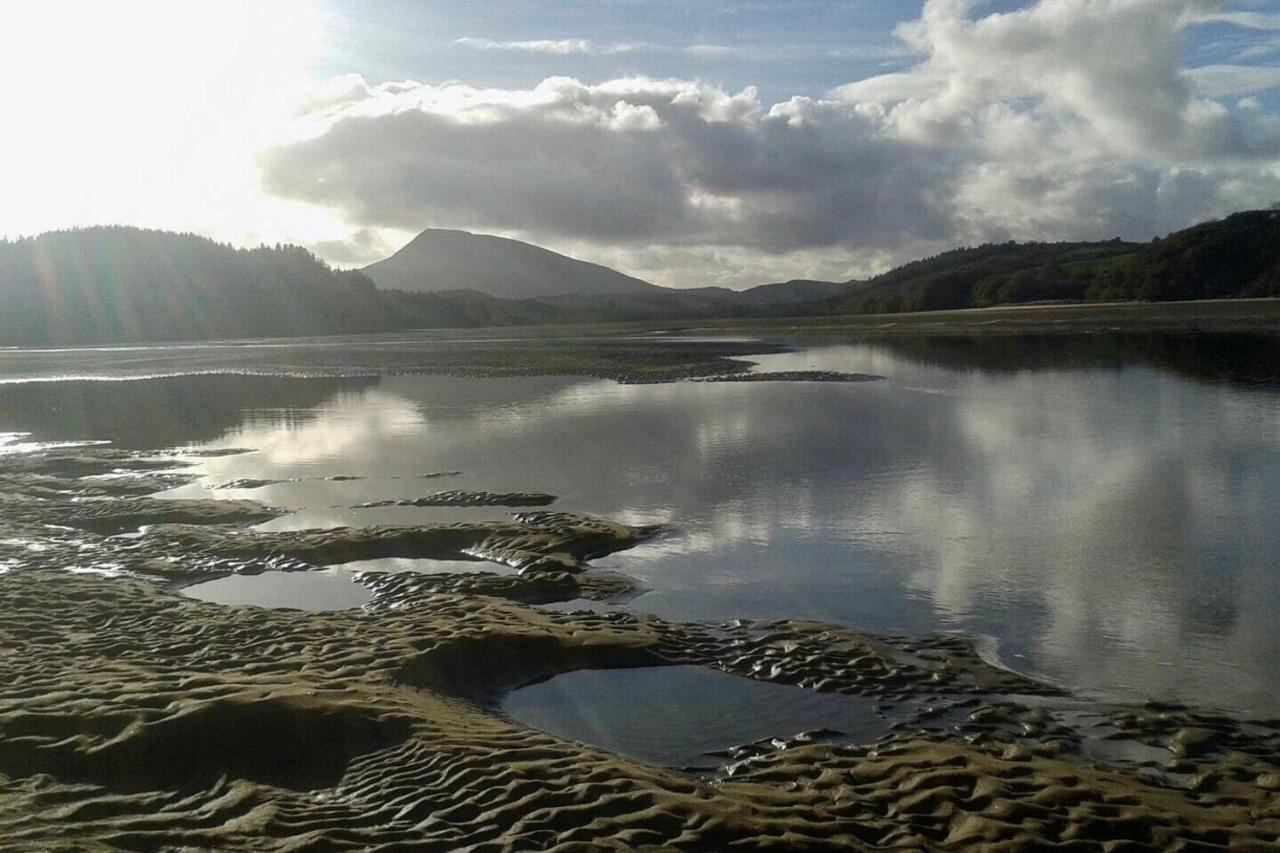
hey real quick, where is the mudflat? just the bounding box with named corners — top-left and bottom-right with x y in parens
top-left (1, 441), bottom-right (1278, 850)
top-left (2, 301), bottom-right (1278, 391)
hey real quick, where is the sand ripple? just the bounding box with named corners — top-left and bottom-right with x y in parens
top-left (0, 446), bottom-right (1277, 849)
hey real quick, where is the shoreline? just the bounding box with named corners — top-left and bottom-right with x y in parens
top-left (1, 298), bottom-right (1279, 356)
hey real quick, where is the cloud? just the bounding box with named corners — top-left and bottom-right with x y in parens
top-left (262, 76), bottom-right (954, 261)
top-left (831, 71), bottom-right (948, 104)
top-left (263, 0), bottom-right (1280, 287)
top-left (1186, 63), bottom-right (1280, 97)
top-left (453, 37), bottom-right (738, 57)
top-left (828, 0), bottom-right (1280, 244)
top-left (308, 227), bottom-right (406, 266)
top-left (455, 37), bottom-right (607, 55)
top-left (1204, 11), bottom-right (1280, 30)
top-left (839, 0), bottom-right (1257, 161)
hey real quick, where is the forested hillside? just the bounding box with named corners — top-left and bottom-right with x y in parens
top-left (0, 228), bottom-right (391, 345)
top-left (825, 209), bottom-right (1280, 315)
top-left (1087, 210), bottom-right (1280, 302)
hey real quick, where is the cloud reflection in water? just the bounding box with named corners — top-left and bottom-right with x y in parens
top-left (110, 340), bottom-right (1280, 714)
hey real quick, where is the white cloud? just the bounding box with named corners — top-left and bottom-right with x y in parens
top-left (1203, 11), bottom-right (1280, 30)
top-left (1186, 63), bottom-right (1280, 97)
top-left (453, 37), bottom-right (737, 58)
top-left (831, 71), bottom-right (948, 104)
top-left (263, 0), bottom-right (1280, 287)
top-left (455, 37), bottom-right (604, 55)
top-left (843, 0), bottom-right (1255, 161)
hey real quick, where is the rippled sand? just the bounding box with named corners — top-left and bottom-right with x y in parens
top-left (1, 445), bottom-right (1278, 850)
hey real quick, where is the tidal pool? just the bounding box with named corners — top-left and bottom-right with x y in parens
top-left (502, 665), bottom-right (890, 767)
top-left (183, 569), bottom-right (372, 611)
top-left (335, 557), bottom-right (502, 574)
top-left (1, 332), bottom-right (1278, 715)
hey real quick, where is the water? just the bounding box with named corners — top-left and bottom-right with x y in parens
top-left (183, 569), bottom-right (372, 611)
top-left (502, 665), bottom-right (889, 767)
top-left (1, 333), bottom-right (1277, 714)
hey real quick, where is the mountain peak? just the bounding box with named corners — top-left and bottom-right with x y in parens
top-left (361, 228), bottom-right (660, 299)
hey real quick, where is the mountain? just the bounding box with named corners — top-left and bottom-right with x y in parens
top-left (362, 229), bottom-right (662, 299)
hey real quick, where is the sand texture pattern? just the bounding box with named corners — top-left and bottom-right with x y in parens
top-left (356, 491), bottom-right (558, 508)
top-left (0, 446), bottom-right (1278, 850)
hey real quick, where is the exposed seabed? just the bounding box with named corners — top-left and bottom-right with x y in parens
top-left (0, 442), bottom-right (1277, 850)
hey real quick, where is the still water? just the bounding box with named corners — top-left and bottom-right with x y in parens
top-left (2, 334), bottom-right (1277, 714)
top-left (502, 666), bottom-right (890, 767)
top-left (184, 569), bottom-right (373, 611)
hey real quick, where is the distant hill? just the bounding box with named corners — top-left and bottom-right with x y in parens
top-left (739, 279), bottom-right (848, 307)
top-left (821, 209), bottom-right (1280, 315)
top-left (1088, 209), bottom-right (1280, 302)
top-left (669, 280), bottom-right (849, 307)
top-left (0, 227), bottom-right (393, 345)
top-left (362, 229), bottom-right (662, 299)
top-left (824, 241), bottom-right (1143, 315)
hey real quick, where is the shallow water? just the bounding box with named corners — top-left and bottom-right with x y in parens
top-left (334, 557), bottom-right (502, 574)
top-left (183, 569), bottom-right (372, 611)
top-left (2, 333), bottom-right (1278, 714)
top-left (503, 665), bottom-right (890, 767)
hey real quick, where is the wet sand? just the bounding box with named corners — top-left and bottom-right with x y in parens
top-left (1, 444), bottom-right (1278, 849)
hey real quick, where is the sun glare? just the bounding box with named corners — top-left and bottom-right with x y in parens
top-left (0, 0), bottom-right (324, 242)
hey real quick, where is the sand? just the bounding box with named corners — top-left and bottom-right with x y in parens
top-left (356, 491), bottom-right (558, 509)
top-left (692, 371), bottom-right (885, 383)
top-left (1, 444), bottom-right (1278, 850)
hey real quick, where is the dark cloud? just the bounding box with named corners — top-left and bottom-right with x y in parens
top-left (262, 78), bottom-right (954, 259)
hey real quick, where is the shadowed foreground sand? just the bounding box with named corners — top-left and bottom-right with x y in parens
top-left (1, 446), bottom-right (1278, 850)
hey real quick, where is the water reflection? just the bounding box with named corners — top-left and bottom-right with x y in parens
top-left (857, 334), bottom-right (1280, 392)
top-left (7, 335), bottom-right (1280, 715)
top-left (0, 375), bottom-right (375, 448)
top-left (183, 569), bottom-right (372, 611)
top-left (503, 666), bottom-right (889, 767)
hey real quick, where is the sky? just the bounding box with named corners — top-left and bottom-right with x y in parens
top-left (2, 0), bottom-right (1279, 288)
